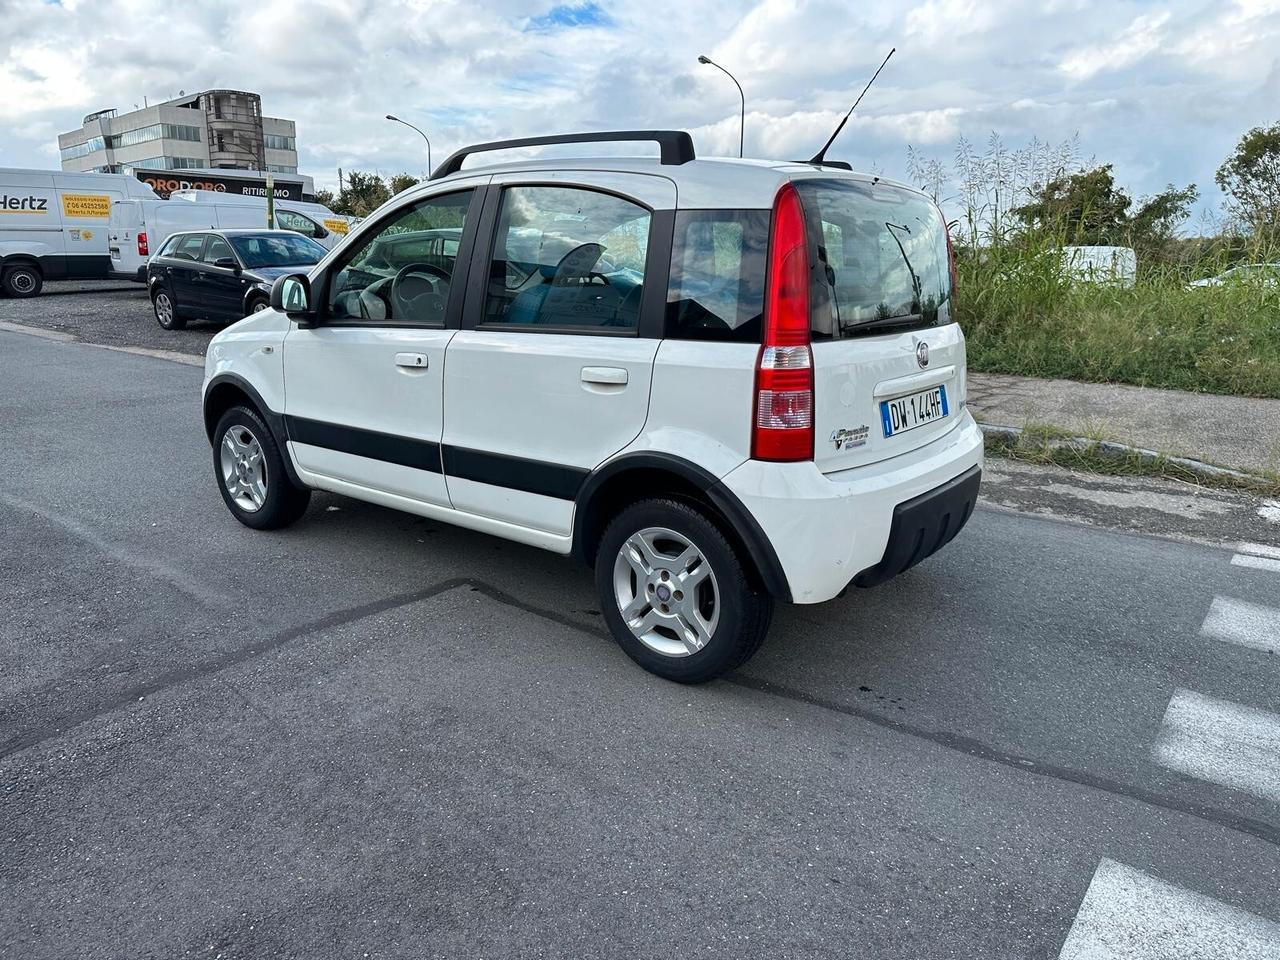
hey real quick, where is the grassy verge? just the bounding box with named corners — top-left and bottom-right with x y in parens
top-left (984, 422), bottom-right (1280, 497)
top-left (957, 252), bottom-right (1280, 398)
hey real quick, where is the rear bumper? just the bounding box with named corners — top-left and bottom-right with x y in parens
top-left (719, 412), bottom-right (984, 603)
top-left (851, 464), bottom-right (980, 587)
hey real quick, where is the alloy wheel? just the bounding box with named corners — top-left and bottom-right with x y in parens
top-left (219, 424), bottom-right (267, 512)
top-left (612, 526), bottom-right (720, 657)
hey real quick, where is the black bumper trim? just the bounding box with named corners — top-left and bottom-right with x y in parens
top-left (853, 465), bottom-right (981, 588)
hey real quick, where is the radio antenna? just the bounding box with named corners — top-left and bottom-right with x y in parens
top-left (809, 47), bottom-right (895, 165)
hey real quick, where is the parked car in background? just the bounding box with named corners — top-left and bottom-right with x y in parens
top-left (111, 190), bottom-right (348, 281)
top-left (148, 229), bottom-right (327, 330)
top-left (200, 130), bottom-right (983, 684)
top-left (1189, 263), bottom-right (1280, 289)
top-left (0, 167), bottom-right (158, 297)
top-left (1061, 245), bottom-right (1137, 288)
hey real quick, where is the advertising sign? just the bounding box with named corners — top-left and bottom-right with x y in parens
top-left (61, 193), bottom-right (112, 218)
top-left (134, 169), bottom-right (304, 201)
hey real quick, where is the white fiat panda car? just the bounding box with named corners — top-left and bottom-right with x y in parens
top-left (202, 131), bottom-right (982, 683)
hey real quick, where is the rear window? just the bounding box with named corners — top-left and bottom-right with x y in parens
top-left (665, 210), bottom-right (769, 342)
top-left (794, 179), bottom-right (953, 339)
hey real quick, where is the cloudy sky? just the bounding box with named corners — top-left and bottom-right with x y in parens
top-left (2, 0), bottom-right (1278, 222)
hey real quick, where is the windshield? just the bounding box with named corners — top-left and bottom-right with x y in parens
top-left (229, 233), bottom-right (327, 269)
top-left (794, 179), bottom-right (953, 338)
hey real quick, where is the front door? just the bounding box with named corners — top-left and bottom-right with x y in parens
top-left (195, 234), bottom-right (247, 320)
top-left (281, 184), bottom-right (484, 507)
top-left (442, 172), bottom-right (676, 537)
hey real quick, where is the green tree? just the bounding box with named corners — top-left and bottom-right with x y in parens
top-left (1216, 122), bottom-right (1280, 237)
top-left (336, 170), bottom-right (392, 218)
top-left (1125, 183), bottom-right (1199, 259)
top-left (312, 187), bottom-right (337, 210)
top-left (1014, 165), bottom-right (1131, 244)
top-left (388, 173), bottom-right (420, 195)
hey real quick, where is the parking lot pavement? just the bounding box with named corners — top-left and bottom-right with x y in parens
top-left (0, 282), bottom-right (218, 357)
top-left (3, 327), bottom-right (1280, 958)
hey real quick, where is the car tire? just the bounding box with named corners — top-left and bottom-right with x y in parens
top-left (595, 498), bottom-right (773, 683)
top-left (152, 288), bottom-right (186, 330)
top-left (2, 263), bottom-right (43, 298)
top-left (247, 295), bottom-right (270, 314)
top-left (213, 405), bottom-right (311, 530)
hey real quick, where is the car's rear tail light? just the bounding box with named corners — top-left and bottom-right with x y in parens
top-left (137, 231), bottom-right (149, 257)
top-left (752, 183), bottom-right (813, 462)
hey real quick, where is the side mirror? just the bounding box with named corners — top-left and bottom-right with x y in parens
top-left (214, 257), bottom-right (241, 274)
top-left (270, 273), bottom-right (314, 323)
top-left (313, 224), bottom-right (328, 239)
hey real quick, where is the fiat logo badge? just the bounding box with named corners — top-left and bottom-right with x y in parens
top-left (916, 341), bottom-right (929, 368)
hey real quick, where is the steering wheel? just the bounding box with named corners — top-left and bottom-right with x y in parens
top-left (551, 243), bottom-right (610, 286)
top-left (391, 262), bottom-right (451, 321)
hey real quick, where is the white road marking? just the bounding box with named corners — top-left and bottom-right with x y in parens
top-left (1059, 858), bottom-right (1280, 959)
top-left (1200, 596), bottom-right (1280, 655)
top-left (1238, 541), bottom-right (1280, 560)
top-left (1152, 689), bottom-right (1280, 804)
top-left (1232, 553), bottom-right (1280, 574)
top-left (1258, 501), bottom-right (1280, 526)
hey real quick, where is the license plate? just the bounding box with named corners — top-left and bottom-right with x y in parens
top-left (881, 384), bottom-right (949, 437)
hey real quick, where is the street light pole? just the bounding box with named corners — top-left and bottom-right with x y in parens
top-left (385, 114), bottom-right (432, 176)
top-left (697, 55), bottom-right (744, 158)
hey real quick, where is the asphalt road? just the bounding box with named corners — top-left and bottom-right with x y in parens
top-left (3, 327), bottom-right (1280, 959)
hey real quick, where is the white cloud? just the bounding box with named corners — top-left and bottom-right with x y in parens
top-left (1058, 11), bottom-right (1171, 81)
top-left (0, 0), bottom-right (1274, 225)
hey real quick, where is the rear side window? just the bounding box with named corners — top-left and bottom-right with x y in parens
top-left (793, 179), bottom-right (952, 338)
top-left (482, 186), bottom-right (650, 332)
top-left (155, 235), bottom-right (181, 257)
top-left (665, 210), bottom-right (768, 342)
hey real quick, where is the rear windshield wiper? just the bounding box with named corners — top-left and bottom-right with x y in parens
top-left (841, 312), bottom-right (925, 335)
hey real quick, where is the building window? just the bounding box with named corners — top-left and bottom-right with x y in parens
top-left (264, 134), bottom-right (296, 151)
top-left (265, 164), bottom-right (297, 174)
top-left (106, 123), bottom-right (203, 149)
top-left (60, 137), bottom-right (106, 161)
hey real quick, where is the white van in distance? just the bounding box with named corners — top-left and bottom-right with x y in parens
top-left (109, 190), bottom-right (351, 281)
top-left (0, 168), bottom-right (158, 297)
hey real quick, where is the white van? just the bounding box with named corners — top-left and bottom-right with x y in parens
top-left (109, 190), bottom-right (350, 281)
top-left (0, 168), bottom-right (158, 297)
top-left (1061, 245), bottom-right (1137, 288)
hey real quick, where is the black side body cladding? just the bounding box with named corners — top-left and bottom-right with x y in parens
top-left (572, 452), bottom-right (792, 602)
top-left (432, 130), bottom-right (696, 179)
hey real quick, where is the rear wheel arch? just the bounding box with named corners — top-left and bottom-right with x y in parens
top-left (572, 453), bottom-right (791, 601)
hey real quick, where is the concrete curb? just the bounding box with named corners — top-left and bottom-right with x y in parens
top-left (977, 422), bottom-right (1267, 485)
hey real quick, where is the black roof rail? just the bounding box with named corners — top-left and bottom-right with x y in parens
top-left (430, 130), bottom-right (696, 179)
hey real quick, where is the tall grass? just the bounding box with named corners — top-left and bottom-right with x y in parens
top-left (908, 136), bottom-right (1280, 397)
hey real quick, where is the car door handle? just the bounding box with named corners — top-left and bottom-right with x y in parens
top-left (395, 352), bottom-right (429, 369)
top-left (581, 366), bottom-right (628, 385)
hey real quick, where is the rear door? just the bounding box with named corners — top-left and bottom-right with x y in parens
top-left (167, 234), bottom-right (208, 310)
top-left (442, 171), bottom-right (675, 537)
top-left (793, 177), bottom-right (966, 473)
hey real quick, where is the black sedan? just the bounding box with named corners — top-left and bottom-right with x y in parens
top-left (147, 230), bottom-right (327, 330)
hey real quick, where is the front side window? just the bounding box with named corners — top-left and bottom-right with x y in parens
top-left (202, 236), bottom-right (235, 265)
top-left (666, 210), bottom-right (769, 342)
top-left (794, 179), bottom-right (953, 338)
top-left (275, 209), bottom-right (319, 236)
top-left (173, 235), bottom-right (206, 261)
top-left (327, 190), bottom-right (474, 325)
top-left (482, 186), bottom-right (650, 331)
